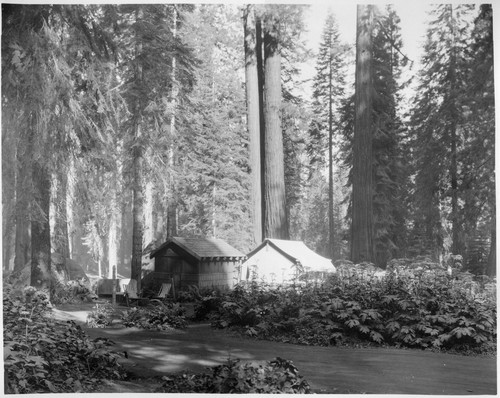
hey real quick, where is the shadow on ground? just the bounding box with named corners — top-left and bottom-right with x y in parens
top-left (56, 304), bottom-right (497, 395)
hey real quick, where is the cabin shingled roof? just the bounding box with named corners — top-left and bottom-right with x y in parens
top-left (150, 237), bottom-right (246, 260)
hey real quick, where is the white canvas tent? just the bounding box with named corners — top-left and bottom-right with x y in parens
top-left (241, 239), bottom-right (336, 284)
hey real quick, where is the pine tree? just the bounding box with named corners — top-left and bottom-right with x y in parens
top-left (460, 4), bottom-right (495, 275)
top-left (371, 6), bottom-right (408, 266)
top-left (308, 11), bottom-right (347, 259)
top-left (338, 7), bottom-right (410, 266)
top-left (409, 4), bottom-right (475, 260)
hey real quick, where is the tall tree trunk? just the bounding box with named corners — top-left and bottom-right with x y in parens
top-left (131, 143), bottom-right (144, 289)
top-left (108, 181), bottom-right (120, 278)
top-left (262, 13), bottom-right (288, 240)
top-left (131, 6), bottom-right (145, 290)
top-left (449, 5), bottom-right (462, 256)
top-left (144, 179), bottom-right (154, 248)
top-left (52, 167), bottom-right (70, 259)
top-left (14, 128), bottom-right (32, 272)
top-left (256, 15), bottom-right (266, 239)
top-left (487, 215), bottom-right (496, 276)
top-left (30, 161), bottom-right (51, 295)
top-left (2, 128), bottom-right (17, 270)
top-left (244, 4), bottom-right (263, 245)
top-left (328, 49), bottom-right (335, 259)
top-left (66, 155), bottom-right (76, 259)
top-left (351, 5), bottom-right (374, 264)
top-left (167, 6), bottom-right (179, 238)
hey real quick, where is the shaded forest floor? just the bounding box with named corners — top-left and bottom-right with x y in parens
top-left (52, 301), bottom-right (497, 394)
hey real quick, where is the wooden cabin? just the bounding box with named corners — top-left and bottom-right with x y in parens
top-left (149, 237), bottom-right (246, 291)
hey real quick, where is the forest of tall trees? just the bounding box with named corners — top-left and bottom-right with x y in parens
top-left (1, 3), bottom-right (495, 294)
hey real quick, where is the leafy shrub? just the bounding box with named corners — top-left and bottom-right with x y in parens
top-left (87, 302), bottom-right (115, 328)
top-left (158, 357), bottom-right (311, 393)
top-left (52, 278), bottom-right (96, 304)
top-left (207, 261), bottom-right (496, 354)
top-left (121, 302), bottom-right (187, 330)
top-left (4, 285), bottom-right (126, 393)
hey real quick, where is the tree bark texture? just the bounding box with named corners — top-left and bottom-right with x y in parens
top-left (66, 155), bottom-right (76, 259)
top-left (144, 179), bottom-right (154, 247)
top-left (131, 6), bottom-right (145, 291)
top-left (167, 7), bottom-right (179, 238)
top-left (2, 128), bottom-right (16, 270)
top-left (14, 126), bottom-right (33, 272)
top-left (351, 5), bottom-right (374, 264)
top-left (53, 168), bottom-right (70, 259)
top-left (131, 123), bottom-right (144, 288)
top-left (448, 5), bottom-right (462, 256)
top-left (30, 161), bottom-right (51, 294)
top-left (263, 14), bottom-right (288, 240)
top-left (244, 5), bottom-right (263, 245)
top-left (108, 183), bottom-right (119, 279)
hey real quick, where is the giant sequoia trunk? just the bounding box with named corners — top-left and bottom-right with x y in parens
top-left (244, 5), bottom-right (263, 245)
top-left (30, 161), bottom-right (51, 294)
top-left (14, 127), bottom-right (32, 272)
top-left (131, 121), bottom-right (144, 289)
top-left (130, 6), bottom-right (144, 291)
top-left (263, 14), bottom-right (288, 240)
top-left (167, 6), bottom-right (179, 238)
top-left (351, 5), bottom-right (374, 264)
top-left (448, 5), bottom-right (462, 257)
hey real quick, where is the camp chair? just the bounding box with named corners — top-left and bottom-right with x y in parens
top-left (154, 283), bottom-right (171, 300)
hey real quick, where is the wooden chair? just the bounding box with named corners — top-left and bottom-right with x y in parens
top-left (124, 279), bottom-right (139, 306)
top-left (155, 283), bottom-right (172, 299)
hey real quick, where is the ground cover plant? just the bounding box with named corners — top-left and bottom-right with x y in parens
top-left (120, 302), bottom-right (187, 330)
top-left (3, 285), bottom-right (126, 394)
top-left (87, 302), bottom-right (116, 328)
top-left (157, 357), bottom-right (311, 393)
top-left (203, 258), bottom-right (496, 354)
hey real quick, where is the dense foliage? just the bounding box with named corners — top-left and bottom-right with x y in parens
top-left (120, 302), bottom-right (187, 330)
top-left (201, 262), bottom-right (496, 354)
top-left (3, 286), bottom-right (126, 393)
top-left (157, 357), bottom-right (311, 393)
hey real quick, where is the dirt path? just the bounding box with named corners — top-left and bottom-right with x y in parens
top-left (82, 322), bottom-right (496, 394)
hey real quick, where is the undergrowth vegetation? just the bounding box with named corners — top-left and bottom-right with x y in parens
top-left (120, 302), bottom-right (187, 330)
top-left (157, 357), bottom-right (311, 393)
top-left (200, 258), bottom-right (496, 354)
top-left (3, 285), bottom-right (126, 394)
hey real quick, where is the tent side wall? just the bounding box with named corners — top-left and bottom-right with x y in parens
top-left (241, 247), bottom-right (297, 284)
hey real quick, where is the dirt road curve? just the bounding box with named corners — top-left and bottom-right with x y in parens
top-left (84, 323), bottom-right (497, 395)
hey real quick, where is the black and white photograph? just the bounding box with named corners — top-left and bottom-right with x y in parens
top-left (2, 1), bottom-right (497, 394)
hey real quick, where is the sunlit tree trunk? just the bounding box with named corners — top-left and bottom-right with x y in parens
top-left (108, 183), bottom-right (119, 278)
top-left (66, 155), bottom-right (76, 259)
top-left (144, 178), bottom-right (154, 247)
top-left (262, 13), bottom-right (288, 239)
top-left (52, 167), bottom-right (70, 260)
top-left (351, 5), bottom-right (374, 264)
top-left (244, 5), bottom-right (263, 245)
